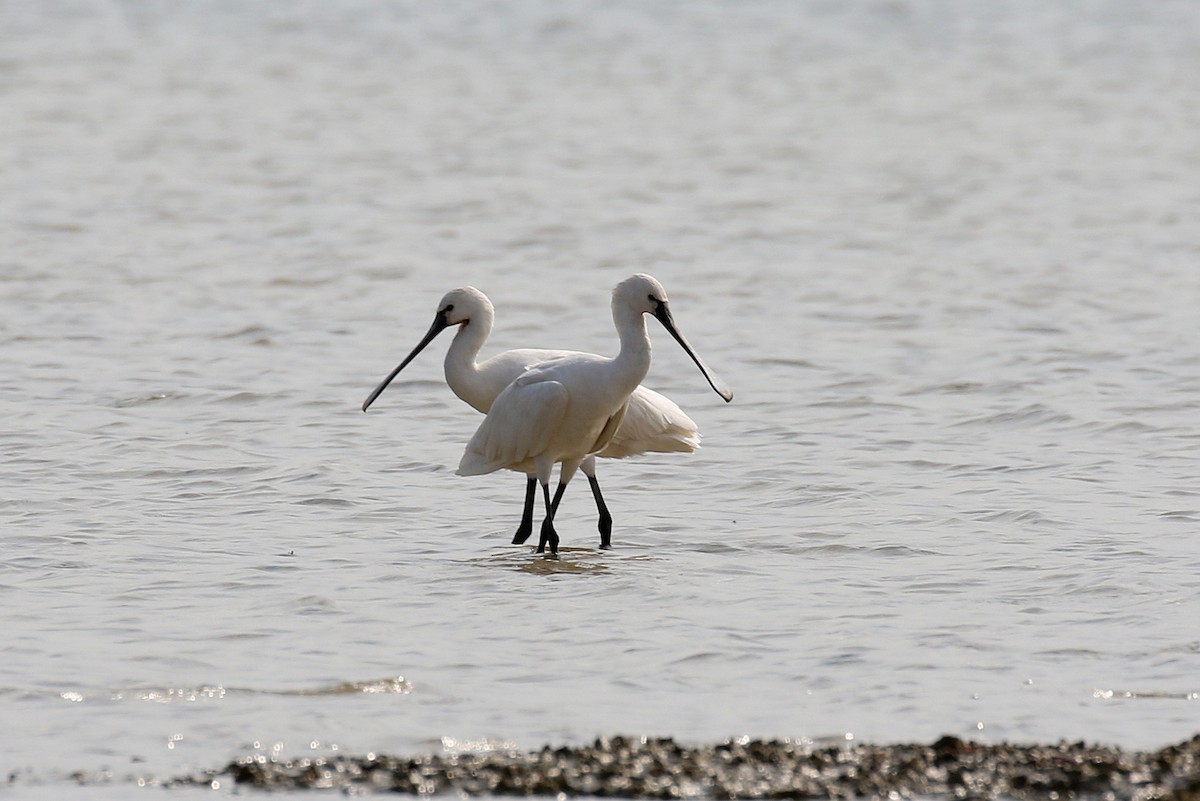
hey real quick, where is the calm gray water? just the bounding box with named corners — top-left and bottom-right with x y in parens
top-left (2, 1), bottom-right (1199, 797)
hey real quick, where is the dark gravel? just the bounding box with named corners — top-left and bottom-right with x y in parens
top-left (172, 733), bottom-right (1200, 799)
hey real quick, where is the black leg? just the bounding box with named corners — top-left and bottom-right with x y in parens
top-left (536, 482), bottom-right (562, 555)
top-left (588, 475), bottom-right (613, 549)
top-left (550, 482), bottom-right (567, 514)
top-left (512, 477), bottom-right (537, 545)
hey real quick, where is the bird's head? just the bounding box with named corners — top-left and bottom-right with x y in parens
top-left (436, 286), bottom-right (493, 328)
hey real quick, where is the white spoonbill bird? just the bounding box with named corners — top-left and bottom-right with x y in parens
top-left (457, 274), bottom-right (733, 555)
top-left (361, 286), bottom-right (701, 549)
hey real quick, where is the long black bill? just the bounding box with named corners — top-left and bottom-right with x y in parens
top-left (361, 313), bottom-right (450, 412)
top-left (653, 301), bottom-right (734, 403)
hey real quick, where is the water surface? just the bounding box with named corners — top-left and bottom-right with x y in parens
top-left (2, 1), bottom-right (1199, 798)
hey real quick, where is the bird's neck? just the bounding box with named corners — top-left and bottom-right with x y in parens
top-left (444, 313), bottom-right (493, 410)
top-left (612, 304), bottom-right (652, 389)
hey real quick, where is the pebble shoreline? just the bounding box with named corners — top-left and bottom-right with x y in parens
top-left (177, 734), bottom-right (1200, 799)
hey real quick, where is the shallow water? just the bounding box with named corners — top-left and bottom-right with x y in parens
top-left (2, 1), bottom-right (1199, 797)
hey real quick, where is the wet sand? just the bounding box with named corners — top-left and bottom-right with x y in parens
top-left (176, 733), bottom-right (1200, 798)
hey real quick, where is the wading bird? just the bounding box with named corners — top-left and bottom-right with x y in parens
top-left (457, 274), bottom-right (732, 554)
top-left (362, 286), bottom-right (701, 549)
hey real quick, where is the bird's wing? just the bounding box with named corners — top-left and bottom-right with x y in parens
top-left (492, 348), bottom-right (578, 371)
top-left (456, 373), bottom-right (569, 476)
top-left (589, 400), bottom-right (629, 456)
top-left (472, 350), bottom-right (582, 398)
top-left (600, 385), bottom-right (700, 458)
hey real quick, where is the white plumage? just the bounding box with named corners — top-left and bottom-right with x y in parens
top-left (456, 274), bottom-right (732, 554)
top-left (362, 284), bottom-right (701, 548)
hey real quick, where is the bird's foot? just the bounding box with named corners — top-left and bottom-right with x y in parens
top-left (512, 520), bottom-right (533, 545)
top-left (537, 521), bottom-right (560, 555)
top-left (598, 519), bottom-right (612, 550)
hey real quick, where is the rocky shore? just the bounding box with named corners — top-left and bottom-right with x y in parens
top-left (179, 733), bottom-right (1200, 799)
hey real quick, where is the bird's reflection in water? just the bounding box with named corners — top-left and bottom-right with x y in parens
top-left (520, 546), bottom-right (609, 573)
top-left (459, 547), bottom-right (615, 575)
top-left (516, 550), bottom-right (609, 576)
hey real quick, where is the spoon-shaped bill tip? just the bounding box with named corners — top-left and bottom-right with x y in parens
top-left (654, 302), bottom-right (733, 403)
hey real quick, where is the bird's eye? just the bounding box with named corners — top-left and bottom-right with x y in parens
top-left (444, 304), bottom-right (455, 313)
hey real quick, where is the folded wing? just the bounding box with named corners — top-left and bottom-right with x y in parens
top-left (600, 386), bottom-right (700, 459)
top-left (456, 374), bottom-right (569, 477)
